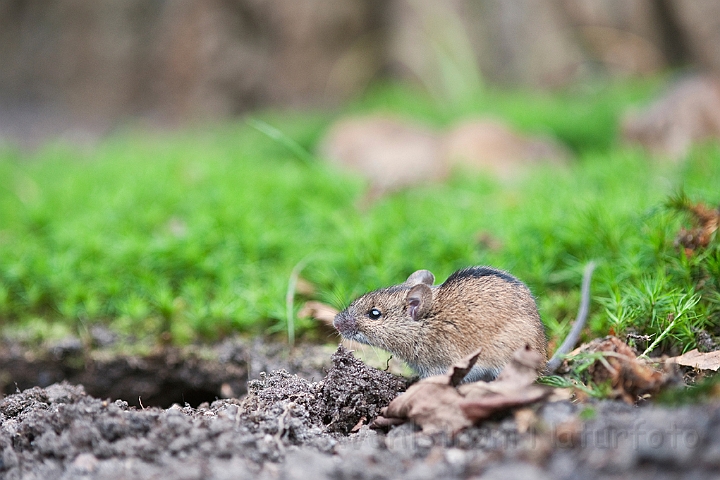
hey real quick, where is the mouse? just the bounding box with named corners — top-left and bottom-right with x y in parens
top-left (333, 263), bottom-right (595, 382)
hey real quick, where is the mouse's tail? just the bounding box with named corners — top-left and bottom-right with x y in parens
top-left (546, 261), bottom-right (597, 373)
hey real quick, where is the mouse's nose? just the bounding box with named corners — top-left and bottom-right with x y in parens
top-left (333, 311), bottom-right (357, 337)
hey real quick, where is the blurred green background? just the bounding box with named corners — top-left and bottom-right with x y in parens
top-left (1, 80), bottom-right (719, 355)
top-left (1, 1), bottom-right (719, 356)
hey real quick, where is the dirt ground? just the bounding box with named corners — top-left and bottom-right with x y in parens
top-left (1, 339), bottom-right (720, 480)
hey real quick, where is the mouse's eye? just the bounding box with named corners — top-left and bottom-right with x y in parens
top-left (368, 308), bottom-right (382, 320)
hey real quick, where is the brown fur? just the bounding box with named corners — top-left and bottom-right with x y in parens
top-left (333, 267), bottom-right (547, 382)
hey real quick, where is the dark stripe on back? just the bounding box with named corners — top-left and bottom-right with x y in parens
top-left (443, 266), bottom-right (523, 287)
top-left (383, 285), bottom-right (407, 294)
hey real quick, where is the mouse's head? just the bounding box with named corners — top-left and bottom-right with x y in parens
top-left (333, 270), bottom-right (435, 352)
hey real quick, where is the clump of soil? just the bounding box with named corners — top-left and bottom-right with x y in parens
top-left (320, 346), bottom-right (407, 433)
top-left (241, 346), bottom-right (407, 438)
top-left (0, 346), bottom-right (407, 479)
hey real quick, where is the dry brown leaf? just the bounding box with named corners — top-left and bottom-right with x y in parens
top-left (674, 201), bottom-right (719, 255)
top-left (458, 345), bottom-right (550, 421)
top-left (294, 277), bottom-right (317, 297)
top-left (448, 348), bottom-right (483, 387)
top-left (374, 345), bottom-right (550, 434)
top-left (297, 301), bottom-right (339, 326)
top-left (373, 348), bottom-right (482, 434)
top-left (350, 416), bottom-right (367, 433)
top-left (368, 415), bottom-right (405, 429)
top-left (495, 343), bottom-right (545, 384)
top-left (460, 386), bottom-right (550, 421)
top-left (575, 336), bottom-right (677, 403)
top-left (378, 379), bottom-right (472, 434)
top-left (457, 344), bottom-right (544, 400)
top-left (667, 349), bottom-right (720, 372)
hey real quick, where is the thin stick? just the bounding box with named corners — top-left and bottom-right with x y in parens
top-left (546, 261), bottom-right (597, 373)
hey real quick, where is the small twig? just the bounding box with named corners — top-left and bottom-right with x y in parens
top-left (546, 261), bottom-right (597, 372)
top-left (384, 354), bottom-right (394, 372)
top-left (138, 397), bottom-right (145, 410)
top-left (641, 293), bottom-right (700, 357)
top-left (596, 354), bottom-right (618, 377)
top-left (641, 315), bottom-right (676, 358)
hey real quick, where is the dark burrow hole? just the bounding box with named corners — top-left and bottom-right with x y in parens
top-left (122, 384), bottom-right (225, 409)
top-left (0, 346), bottom-right (249, 409)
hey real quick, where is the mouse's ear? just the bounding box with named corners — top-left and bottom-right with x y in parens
top-left (405, 270), bottom-right (434, 286)
top-left (406, 284), bottom-right (432, 320)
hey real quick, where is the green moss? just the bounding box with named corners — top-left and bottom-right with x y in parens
top-left (0, 79), bottom-right (718, 354)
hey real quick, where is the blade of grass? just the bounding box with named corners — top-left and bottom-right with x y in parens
top-left (641, 292), bottom-right (701, 357)
top-left (246, 118), bottom-right (315, 164)
top-left (285, 255), bottom-right (314, 347)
